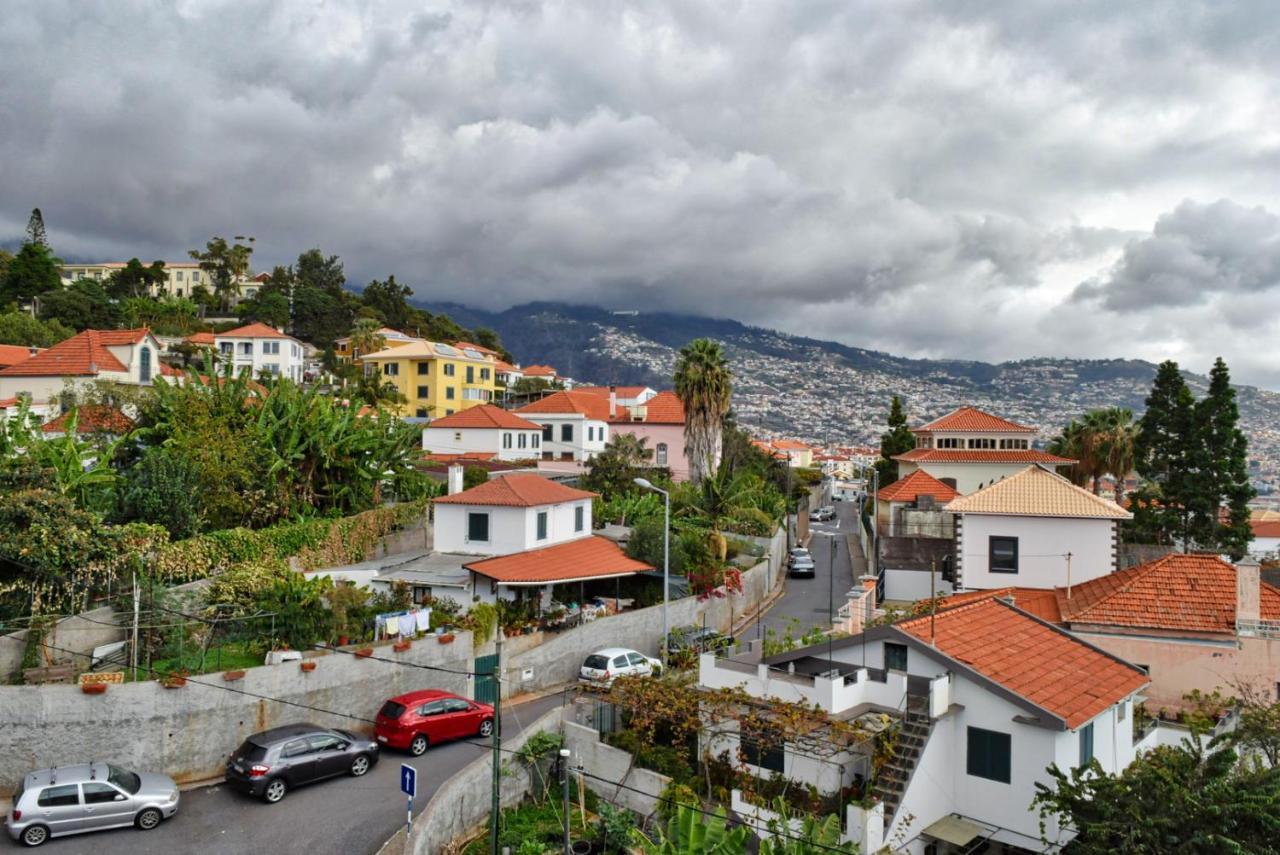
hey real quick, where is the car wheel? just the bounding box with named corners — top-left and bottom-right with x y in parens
top-left (20, 825), bottom-right (49, 847)
top-left (263, 778), bottom-right (287, 804)
top-left (135, 807), bottom-right (163, 831)
top-left (478, 718), bottom-right (494, 738)
top-left (350, 754), bottom-right (371, 776)
top-left (409, 734), bottom-right (429, 756)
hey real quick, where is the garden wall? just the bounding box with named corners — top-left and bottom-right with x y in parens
top-left (562, 720), bottom-right (670, 818)
top-left (0, 632), bottom-right (475, 797)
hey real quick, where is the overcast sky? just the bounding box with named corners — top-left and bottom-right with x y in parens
top-left (3, 2), bottom-right (1278, 384)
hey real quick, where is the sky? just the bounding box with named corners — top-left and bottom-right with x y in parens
top-left (3, 1), bottom-right (1279, 385)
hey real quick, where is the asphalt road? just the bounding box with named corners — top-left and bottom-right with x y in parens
top-left (72, 692), bottom-right (565, 855)
top-left (748, 499), bottom-right (861, 643)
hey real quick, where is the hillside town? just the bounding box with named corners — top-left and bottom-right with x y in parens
top-left (0, 226), bottom-right (1277, 854)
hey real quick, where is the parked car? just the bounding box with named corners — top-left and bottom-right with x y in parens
top-left (788, 547), bottom-right (811, 561)
top-left (224, 723), bottom-right (379, 804)
top-left (5, 762), bottom-right (178, 847)
top-left (579, 647), bottom-right (661, 687)
top-left (665, 625), bottom-right (734, 656)
top-left (809, 506), bottom-right (836, 522)
top-left (375, 690), bottom-right (495, 756)
top-left (789, 554), bottom-right (817, 578)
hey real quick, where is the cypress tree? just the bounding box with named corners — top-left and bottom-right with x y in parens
top-left (1134, 361), bottom-right (1197, 545)
top-left (877, 395), bottom-right (915, 485)
top-left (24, 208), bottom-right (48, 248)
top-left (1194, 358), bottom-right (1254, 558)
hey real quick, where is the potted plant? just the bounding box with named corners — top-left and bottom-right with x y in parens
top-left (81, 682), bottom-right (107, 695)
top-left (300, 660), bottom-right (317, 672)
top-left (161, 672), bottom-right (188, 689)
top-left (437, 632), bottom-right (456, 644)
top-left (393, 639), bottom-right (412, 653)
top-left (354, 647), bottom-right (374, 659)
top-left (337, 635), bottom-right (349, 646)
top-left (223, 670), bottom-right (246, 682)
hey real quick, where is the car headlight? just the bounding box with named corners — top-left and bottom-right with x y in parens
top-left (168, 790), bottom-right (179, 802)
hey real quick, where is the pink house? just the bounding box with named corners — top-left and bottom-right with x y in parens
top-left (588, 388), bottom-right (689, 481)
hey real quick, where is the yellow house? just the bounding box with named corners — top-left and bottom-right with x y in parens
top-left (333, 328), bottom-right (420, 362)
top-left (358, 340), bottom-right (498, 418)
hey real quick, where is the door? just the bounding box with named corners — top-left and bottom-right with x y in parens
top-left (308, 733), bottom-right (351, 779)
top-left (627, 652), bottom-right (651, 676)
top-left (79, 782), bottom-right (132, 830)
top-left (612, 653), bottom-right (632, 677)
top-left (474, 653), bottom-right (499, 705)
top-left (34, 784), bottom-right (82, 836)
top-left (280, 737), bottom-right (318, 784)
top-left (440, 697), bottom-right (475, 739)
top-left (415, 699), bottom-right (448, 742)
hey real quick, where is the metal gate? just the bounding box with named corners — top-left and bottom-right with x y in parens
top-left (474, 653), bottom-right (499, 705)
top-left (592, 699), bottom-right (621, 735)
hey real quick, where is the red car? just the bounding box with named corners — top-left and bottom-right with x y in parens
top-left (374, 690), bottom-right (495, 756)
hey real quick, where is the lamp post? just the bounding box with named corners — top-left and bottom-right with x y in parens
top-left (634, 478), bottom-right (670, 670)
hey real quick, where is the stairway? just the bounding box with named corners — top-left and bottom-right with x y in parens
top-left (875, 695), bottom-right (933, 825)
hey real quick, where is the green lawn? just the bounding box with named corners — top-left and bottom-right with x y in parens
top-left (128, 642), bottom-right (263, 681)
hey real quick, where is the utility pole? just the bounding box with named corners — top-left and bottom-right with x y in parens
top-left (131, 571), bottom-right (140, 682)
top-left (560, 748), bottom-right (572, 854)
top-left (490, 629), bottom-right (502, 854)
top-left (1065, 552), bottom-right (1073, 600)
top-left (929, 558), bottom-right (937, 646)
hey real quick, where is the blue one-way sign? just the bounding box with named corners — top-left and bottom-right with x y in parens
top-left (400, 763), bottom-right (417, 798)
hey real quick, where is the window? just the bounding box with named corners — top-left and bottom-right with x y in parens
top-left (446, 409), bottom-right (454, 416)
top-left (884, 642), bottom-right (908, 672)
top-left (384, 363), bottom-right (399, 376)
top-left (417, 385), bottom-right (429, 398)
top-left (627, 653), bottom-right (647, 666)
top-left (467, 512), bottom-right (490, 542)
top-left (532, 434), bottom-right (540, 448)
top-left (466, 366), bottom-right (474, 384)
top-left (575, 505), bottom-right (584, 532)
top-left (453, 432), bottom-right (462, 441)
top-left (990, 536), bottom-right (1019, 573)
top-left (417, 362), bottom-right (430, 375)
top-left (741, 733), bottom-right (785, 773)
top-left (444, 363), bottom-right (455, 377)
top-left (937, 437), bottom-right (962, 449)
top-left (419, 700), bottom-right (446, 716)
top-left (139, 346), bottom-right (151, 383)
top-left (415, 408), bottom-right (428, 418)
top-left (191, 271), bottom-right (200, 282)
top-left (282, 739), bottom-right (312, 758)
top-left (999, 438), bottom-right (1029, 450)
top-left (263, 341), bottom-right (280, 355)
top-left (444, 698), bottom-right (471, 713)
top-left (412, 585), bottom-right (430, 604)
top-left (220, 342), bottom-right (233, 355)
top-left (309, 734), bottom-right (345, 752)
top-left (175, 271), bottom-right (184, 281)
top-left (445, 386), bottom-right (455, 400)
top-left (612, 655), bottom-right (629, 668)
top-left (239, 342), bottom-right (253, 356)
top-left (537, 511), bottom-right (548, 540)
top-left (1078, 723), bottom-right (1095, 767)
top-left (561, 424), bottom-right (573, 442)
top-left (480, 368), bottom-right (490, 380)
top-left (37, 785), bottom-right (80, 807)
top-left (518, 433), bottom-right (527, 449)
top-left (656, 443), bottom-right (668, 465)
top-left (542, 425), bottom-right (553, 441)
top-left (967, 437), bottom-right (996, 449)
top-left (966, 727), bottom-right (1011, 783)
top-left (503, 432), bottom-right (513, 449)
top-left (82, 782), bottom-right (122, 804)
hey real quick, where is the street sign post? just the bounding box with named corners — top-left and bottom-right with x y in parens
top-left (401, 764), bottom-right (416, 836)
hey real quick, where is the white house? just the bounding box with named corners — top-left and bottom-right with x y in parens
top-left (433, 473), bottom-right (650, 606)
top-left (421, 404), bottom-right (543, 461)
top-left (0, 328), bottom-right (178, 402)
top-left (1249, 518), bottom-right (1280, 559)
top-left (699, 597), bottom-right (1151, 853)
top-left (214, 322), bottom-right (305, 382)
top-left (895, 406), bottom-right (1075, 494)
top-left (515, 391), bottom-right (611, 462)
top-left (944, 465), bottom-right (1130, 592)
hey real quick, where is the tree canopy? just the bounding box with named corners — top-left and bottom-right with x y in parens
top-left (674, 338), bottom-right (732, 484)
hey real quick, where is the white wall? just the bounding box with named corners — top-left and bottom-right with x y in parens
top-left (901, 461), bottom-right (1040, 495)
top-left (957, 514), bottom-right (1115, 591)
top-left (421, 425), bottom-right (541, 460)
top-left (434, 499), bottom-right (594, 555)
top-left (884, 568), bottom-right (954, 602)
top-left (523, 415), bottom-right (609, 460)
top-left (1250, 536), bottom-right (1280, 559)
top-left (214, 335), bottom-right (305, 382)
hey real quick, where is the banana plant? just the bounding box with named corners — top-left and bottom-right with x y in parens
top-left (636, 805), bottom-right (751, 854)
top-left (757, 798), bottom-right (858, 855)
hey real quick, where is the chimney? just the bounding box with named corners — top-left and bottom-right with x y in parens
top-left (609, 385), bottom-right (617, 419)
top-left (1237, 556), bottom-right (1261, 625)
top-left (447, 464), bottom-right (465, 495)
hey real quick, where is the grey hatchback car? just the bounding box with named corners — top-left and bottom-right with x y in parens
top-left (224, 723), bottom-right (379, 804)
top-left (5, 762), bottom-right (179, 847)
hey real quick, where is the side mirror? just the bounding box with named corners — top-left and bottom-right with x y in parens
top-left (114, 794), bottom-right (127, 801)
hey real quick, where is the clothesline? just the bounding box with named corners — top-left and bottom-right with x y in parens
top-left (374, 607), bottom-right (431, 641)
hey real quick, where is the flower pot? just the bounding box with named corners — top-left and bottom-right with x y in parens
top-left (437, 633), bottom-right (455, 644)
top-left (300, 660), bottom-right (317, 672)
top-left (571, 841), bottom-right (592, 855)
top-left (354, 648), bottom-right (374, 659)
top-left (393, 640), bottom-right (411, 653)
top-left (223, 670), bottom-right (246, 682)
top-left (161, 677), bottom-right (187, 689)
top-left (81, 683), bottom-right (107, 695)
top-left (337, 636), bottom-right (349, 646)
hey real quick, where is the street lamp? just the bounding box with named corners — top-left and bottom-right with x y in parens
top-left (634, 477), bottom-right (670, 670)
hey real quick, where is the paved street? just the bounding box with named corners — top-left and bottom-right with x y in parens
top-left (80, 692), bottom-right (565, 855)
top-left (746, 499), bottom-right (863, 645)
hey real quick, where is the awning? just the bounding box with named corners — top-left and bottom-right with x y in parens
top-left (922, 815), bottom-right (985, 846)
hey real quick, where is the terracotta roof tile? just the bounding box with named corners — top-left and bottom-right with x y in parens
top-left (898, 598), bottom-right (1147, 728)
top-left (426, 405), bottom-right (541, 431)
top-left (575, 386), bottom-right (653, 399)
top-left (522, 364), bottom-right (557, 377)
top-left (912, 406), bottom-right (1035, 433)
top-left (465, 535), bottom-right (651, 584)
top-left (877, 470), bottom-right (961, 504)
top-left (1250, 520), bottom-right (1280, 538)
top-left (606, 390), bottom-right (685, 425)
top-left (894, 448), bottom-right (1075, 465)
top-left (1057, 553), bottom-right (1280, 633)
top-left (0, 329), bottom-right (146, 377)
top-left (937, 587), bottom-right (1064, 623)
top-left (0, 344), bottom-right (41, 368)
top-left (515, 391), bottom-right (613, 421)
top-left (216, 322), bottom-right (293, 340)
top-left (434, 473), bottom-right (597, 507)
top-left (451, 341), bottom-right (501, 356)
top-left (943, 465), bottom-right (1130, 519)
top-left (186, 332), bottom-right (217, 345)
top-left (42, 406), bottom-right (134, 435)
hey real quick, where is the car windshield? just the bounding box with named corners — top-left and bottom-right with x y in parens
top-left (235, 741), bottom-right (269, 763)
top-left (107, 765), bottom-right (141, 795)
top-left (379, 700), bottom-right (407, 720)
top-left (583, 655), bottom-right (609, 670)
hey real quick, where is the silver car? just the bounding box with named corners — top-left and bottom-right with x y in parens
top-left (5, 763), bottom-right (178, 847)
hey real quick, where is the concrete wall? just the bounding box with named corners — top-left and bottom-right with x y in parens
top-left (884, 568), bottom-right (954, 602)
top-left (0, 603), bottom-right (133, 682)
top-left (563, 721), bottom-right (670, 817)
top-left (0, 633), bottom-right (475, 796)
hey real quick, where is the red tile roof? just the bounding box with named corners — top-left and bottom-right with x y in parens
top-left (893, 448), bottom-right (1075, 465)
top-left (515, 391), bottom-right (613, 421)
top-left (877, 469), bottom-right (961, 504)
top-left (771, 438), bottom-right (813, 451)
top-left (1250, 520), bottom-right (1280, 538)
top-left (186, 332), bottom-right (217, 345)
top-left (575, 386), bottom-right (654, 399)
top-left (217, 322), bottom-right (292, 339)
top-left (452, 341), bottom-right (501, 356)
top-left (426, 404), bottom-right (541, 431)
top-left (434, 473), bottom-right (597, 507)
top-left (912, 406), bottom-right (1036, 433)
top-left (898, 598), bottom-right (1147, 728)
top-left (937, 587), bottom-right (1064, 623)
top-left (606, 390), bottom-right (685, 425)
top-left (493, 359), bottom-right (517, 373)
top-left (0, 344), bottom-right (41, 368)
top-left (0, 329), bottom-right (150, 377)
top-left (1057, 553), bottom-right (1280, 633)
top-left (522, 364), bottom-right (557, 377)
top-left (465, 535), bottom-right (651, 584)
top-left (42, 406), bottom-right (135, 435)
top-left (159, 362), bottom-right (183, 377)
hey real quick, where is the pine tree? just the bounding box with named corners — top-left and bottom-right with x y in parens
top-left (1133, 361), bottom-right (1197, 545)
top-left (876, 395), bottom-right (915, 485)
top-left (24, 208), bottom-right (48, 248)
top-left (1193, 358), bottom-right (1254, 558)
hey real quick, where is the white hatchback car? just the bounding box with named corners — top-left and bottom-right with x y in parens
top-left (579, 647), bottom-right (661, 687)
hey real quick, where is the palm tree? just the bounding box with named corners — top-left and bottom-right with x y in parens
top-left (1097, 407), bottom-right (1138, 507)
top-left (348, 318), bottom-right (386, 360)
top-left (603, 432), bottom-right (653, 467)
top-left (1048, 420), bottom-right (1090, 488)
top-left (674, 338), bottom-right (732, 484)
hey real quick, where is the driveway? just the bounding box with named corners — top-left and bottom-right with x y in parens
top-left (746, 500), bottom-right (862, 644)
top-left (81, 692), bottom-right (565, 855)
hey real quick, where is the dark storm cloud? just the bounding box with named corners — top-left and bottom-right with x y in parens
top-left (1, 1), bottom-right (1278, 382)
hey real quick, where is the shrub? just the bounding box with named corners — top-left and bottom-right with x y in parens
top-left (656, 780), bottom-right (700, 824)
top-left (463, 466), bottom-right (490, 490)
top-left (117, 447), bottom-right (204, 539)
